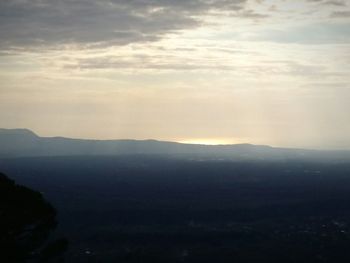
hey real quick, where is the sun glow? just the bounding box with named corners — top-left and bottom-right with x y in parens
top-left (178, 138), bottom-right (237, 146)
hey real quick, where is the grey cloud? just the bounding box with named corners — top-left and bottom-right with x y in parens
top-left (307, 0), bottom-right (348, 6)
top-left (62, 55), bottom-right (343, 79)
top-left (260, 60), bottom-right (348, 79)
top-left (309, 0), bottom-right (347, 5)
top-left (323, 1), bottom-right (347, 6)
top-left (246, 22), bottom-right (350, 44)
top-left (0, 0), bottom-right (247, 50)
top-left (331, 11), bottom-right (350, 18)
top-left (235, 9), bottom-right (269, 19)
top-left (63, 55), bottom-right (237, 71)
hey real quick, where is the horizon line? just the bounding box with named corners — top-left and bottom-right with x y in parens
top-left (1, 127), bottom-right (349, 152)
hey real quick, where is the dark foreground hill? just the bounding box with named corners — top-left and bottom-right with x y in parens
top-left (0, 128), bottom-right (349, 161)
top-left (0, 172), bottom-right (67, 262)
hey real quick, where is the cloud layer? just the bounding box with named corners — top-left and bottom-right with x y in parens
top-left (0, 0), bottom-right (350, 149)
top-left (0, 0), bottom-right (249, 49)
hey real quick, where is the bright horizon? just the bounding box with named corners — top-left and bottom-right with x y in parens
top-left (1, 127), bottom-right (245, 146)
top-left (1, 0), bottom-right (349, 150)
top-left (1, 127), bottom-right (348, 150)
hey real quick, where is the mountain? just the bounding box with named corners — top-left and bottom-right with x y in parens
top-left (0, 128), bottom-right (349, 161)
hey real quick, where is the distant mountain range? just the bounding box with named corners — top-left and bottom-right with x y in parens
top-left (0, 128), bottom-right (349, 161)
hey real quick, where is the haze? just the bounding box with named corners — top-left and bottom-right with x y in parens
top-left (0, 0), bottom-right (349, 149)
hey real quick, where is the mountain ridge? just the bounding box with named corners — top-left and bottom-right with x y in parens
top-left (0, 128), bottom-right (349, 161)
top-left (0, 128), bottom-right (39, 138)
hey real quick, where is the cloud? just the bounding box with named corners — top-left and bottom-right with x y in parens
top-left (235, 9), bottom-right (269, 19)
top-left (323, 0), bottom-right (347, 6)
top-left (308, 0), bottom-right (347, 5)
top-left (55, 51), bottom-right (342, 82)
top-left (0, 0), bottom-right (248, 50)
top-left (244, 22), bottom-right (350, 44)
top-left (331, 11), bottom-right (350, 18)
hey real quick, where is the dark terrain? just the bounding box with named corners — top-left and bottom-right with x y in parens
top-left (0, 172), bottom-right (67, 262)
top-left (1, 129), bottom-right (350, 262)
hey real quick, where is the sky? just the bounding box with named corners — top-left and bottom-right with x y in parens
top-left (0, 0), bottom-right (349, 149)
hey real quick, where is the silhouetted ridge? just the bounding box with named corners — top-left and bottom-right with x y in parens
top-left (0, 128), bottom-right (38, 138)
top-left (0, 128), bottom-right (349, 161)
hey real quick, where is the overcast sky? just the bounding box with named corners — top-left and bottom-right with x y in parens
top-left (0, 0), bottom-right (349, 149)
